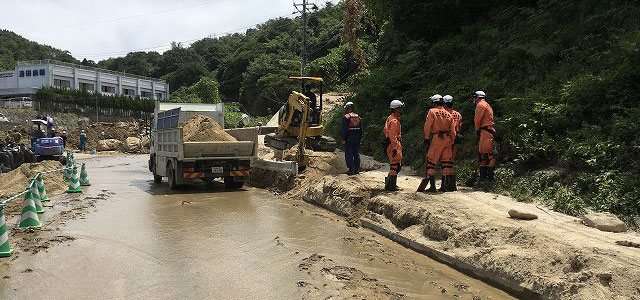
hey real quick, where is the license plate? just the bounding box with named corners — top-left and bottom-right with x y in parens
top-left (211, 167), bottom-right (224, 174)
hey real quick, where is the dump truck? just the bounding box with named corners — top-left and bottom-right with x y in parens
top-left (148, 102), bottom-right (258, 190)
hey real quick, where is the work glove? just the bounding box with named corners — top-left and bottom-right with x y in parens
top-left (392, 149), bottom-right (397, 158)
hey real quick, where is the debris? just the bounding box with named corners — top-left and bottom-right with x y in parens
top-left (508, 209), bottom-right (538, 220)
top-left (124, 137), bottom-right (142, 153)
top-left (582, 213), bottom-right (627, 233)
top-left (96, 139), bottom-right (122, 151)
top-left (615, 240), bottom-right (640, 249)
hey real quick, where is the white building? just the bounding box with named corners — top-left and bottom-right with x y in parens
top-left (0, 60), bottom-right (169, 100)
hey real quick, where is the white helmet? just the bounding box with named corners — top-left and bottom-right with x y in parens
top-left (344, 101), bottom-right (354, 108)
top-left (473, 91), bottom-right (486, 98)
top-left (390, 100), bottom-right (404, 109)
top-left (430, 94), bottom-right (443, 103)
top-left (443, 95), bottom-right (453, 103)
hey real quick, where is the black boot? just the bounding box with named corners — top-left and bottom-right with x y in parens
top-left (487, 167), bottom-right (495, 181)
top-left (449, 175), bottom-right (458, 191)
top-left (354, 166), bottom-right (360, 175)
top-left (347, 168), bottom-right (354, 175)
top-left (439, 175), bottom-right (448, 192)
top-left (479, 167), bottom-right (487, 182)
top-left (426, 175), bottom-right (436, 193)
top-left (384, 176), bottom-right (390, 190)
top-left (389, 175), bottom-right (401, 191)
top-left (417, 178), bottom-right (429, 192)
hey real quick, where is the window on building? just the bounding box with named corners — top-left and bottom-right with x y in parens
top-left (26, 70), bottom-right (31, 76)
top-left (32, 69), bottom-right (38, 77)
top-left (79, 82), bottom-right (95, 91)
top-left (54, 79), bottom-right (71, 88)
top-left (39, 69), bottom-right (45, 76)
top-left (122, 88), bottom-right (135, 96)
top-left (156, 93), bottom-right (163, 100)
top-left (19, 71), bottom-right (24, 77)
top-left (101, 85), bottom-right (116, 93)
top-left (140, 91), bottom-right (152, 98)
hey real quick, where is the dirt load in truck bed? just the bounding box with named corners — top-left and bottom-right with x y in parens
top-left (182, 115), bottom-right (237, 142)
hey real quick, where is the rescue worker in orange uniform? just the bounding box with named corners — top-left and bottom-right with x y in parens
top-left (443, 95), bottom-right (462, 191)
top-left (417, 95), bottom-right (456, 192)
top-left (340, 102), bottom-right (363, 175)
top-left (384, 100), bottom-right (404, 191)
top-left (473, 91), bottom-right (496, 181)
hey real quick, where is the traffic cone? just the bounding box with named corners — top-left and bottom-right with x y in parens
top-left (30, 180), bottom-right (45, 214)
top-left (80, 163), bottom-right (91, 186)
top-left (17, 188), bottom-right (42, 230)
top-left (0, 204), bottom-right (14, 257)
top-left (66, 165), bottom-right (82, 193)
top-left (35, 172), bottom-right (50, 202)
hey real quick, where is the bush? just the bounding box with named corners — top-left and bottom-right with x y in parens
top-left (36, 87), bottom-right (155, 112)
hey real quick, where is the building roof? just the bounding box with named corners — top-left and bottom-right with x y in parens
top-left (16, 59), bottom-right (166, 83)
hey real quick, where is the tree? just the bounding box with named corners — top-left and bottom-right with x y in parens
top-left (189, 77), bottom-right (221, 104)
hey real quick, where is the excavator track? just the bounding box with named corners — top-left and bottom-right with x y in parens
top-left (265, 134), bottom-right (336, 152)
top-left (306, 136), bottom-right (336, 152)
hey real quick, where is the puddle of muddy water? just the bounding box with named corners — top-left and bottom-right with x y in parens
top-left (0, 155), bottom-right (515, 299)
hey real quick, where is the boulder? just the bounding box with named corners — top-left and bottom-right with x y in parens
top-left (582, 212), bottom-right (627, 233)
top-left (115, 122), bottom-right (129, 128)
top-left (96, 139), bottom-right (122, 151)
top-left (77, 117), bottom-right (91, 126)
top-left (508, 209), bottom-right (538, 220)
top-left (141, 136), bottom-right (150, 148)
top-left (124, 137), bottom-right (142, 153)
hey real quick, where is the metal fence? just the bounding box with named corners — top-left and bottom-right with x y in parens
top-left (0, 98), bottom-right (40, 109)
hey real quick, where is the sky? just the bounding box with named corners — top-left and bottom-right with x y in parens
top-left (0, 0), bottom-right (339, 62)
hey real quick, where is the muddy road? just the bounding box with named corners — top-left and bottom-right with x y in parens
top-left (0, 155), bottom-right (514, 299)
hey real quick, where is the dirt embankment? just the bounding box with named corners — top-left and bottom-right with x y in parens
top-left (252, 150), bottom-right (640, 300)
top-left (0, 160), bottom-right (67, 215)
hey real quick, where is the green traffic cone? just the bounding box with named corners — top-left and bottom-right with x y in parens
top-left (30, 180), bottom-right (45, 214)
top-left (17, 189), bottom-right (42, 230)
top-left (0, 204), bottom-right (14, 257)
top-left (66, 165), bottom-right (83, 193)
top-left (80, 163), bottom-right (91, 186)
top-left (36, 172), bottom-right (50, 202)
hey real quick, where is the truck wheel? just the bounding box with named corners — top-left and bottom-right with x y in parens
top-left (224, 176), bottom-right (244, 189)
top-left (153, 174), bottom-right (162, 183)
top-left (167, 162), bottom-right (177, 190)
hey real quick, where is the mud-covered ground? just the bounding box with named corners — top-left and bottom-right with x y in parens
top-left (1, 155), bottom-right (513, 299)
top-left (252, 147), bottom-right (640, 300)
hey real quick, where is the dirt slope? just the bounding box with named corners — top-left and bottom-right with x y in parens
top-left (253, 150), bottom-right (640, 300)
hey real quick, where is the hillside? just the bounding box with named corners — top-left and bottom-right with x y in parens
top-left (331, 0), bottom-right (640, 222)
top-left (0, 29), bottom-right (77, 70)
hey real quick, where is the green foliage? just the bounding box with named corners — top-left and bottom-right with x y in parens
top-left (0, 29), bottom-right (77, 70)
top-left (36, 87), bottom-right (155, 112)
top-left (170, 77), bottom-right (222, 104)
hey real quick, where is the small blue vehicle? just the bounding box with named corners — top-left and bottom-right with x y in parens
top-left (30, 119), bottom-right (64, 161)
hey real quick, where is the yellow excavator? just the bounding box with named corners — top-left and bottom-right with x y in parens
top-left (264, 76), bottom-right (337, 170)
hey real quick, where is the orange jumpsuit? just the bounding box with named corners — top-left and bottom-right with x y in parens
top-left (474, 99), bottom-right (496, 167)
top-left (445, 108), bottom-right (462, 161)
top-left (424, 106), bottom-right (456, 176)
top-left (384, 112), bottom-right (402, 176)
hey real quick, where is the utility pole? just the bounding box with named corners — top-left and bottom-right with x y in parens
top-left (294, 0), bottom-right (315, 76)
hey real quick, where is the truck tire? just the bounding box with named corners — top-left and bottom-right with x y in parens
top-left (224, 176), bottom-right (244, 189)
top-left (153, 174), bottom-right (162, 183)
top-left (167, 162), bottom-right (177, 190)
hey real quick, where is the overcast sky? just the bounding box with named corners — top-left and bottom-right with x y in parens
top-left (0, 0), bottom-right (338, 62)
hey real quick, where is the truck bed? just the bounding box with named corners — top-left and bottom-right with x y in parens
top-left (155, 127), bottom-right (257, 161)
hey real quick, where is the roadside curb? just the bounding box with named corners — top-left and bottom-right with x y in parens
top-left (360, 218), bottom-right (540, 299)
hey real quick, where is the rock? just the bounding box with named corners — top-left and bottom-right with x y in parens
top-left (115, 122), bottom-right (129, 128)
top-left (124, 137), bottom-right (142, 153)
top-left (141, 136), bottom-right (150, 148)
top-left (582, 212), bottom-right (627, 233)
top-left (96, 139), bottom-right (122, 151)
top-left (508, 209), bottom-right (538, 220)
top-left (77, 117), bottom-right (91, 126)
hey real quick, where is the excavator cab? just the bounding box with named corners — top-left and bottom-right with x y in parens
top-left (264, 76), bottom-right (336, 171)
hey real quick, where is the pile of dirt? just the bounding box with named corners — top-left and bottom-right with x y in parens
top-left (66, 121), bottom-right (140, 151)
top-left (0, 160), bottom-right (68, 215)
top-left (182, 115), bottom-right (237, 142)
top-left (252, 148), bottom-right (640, 299)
